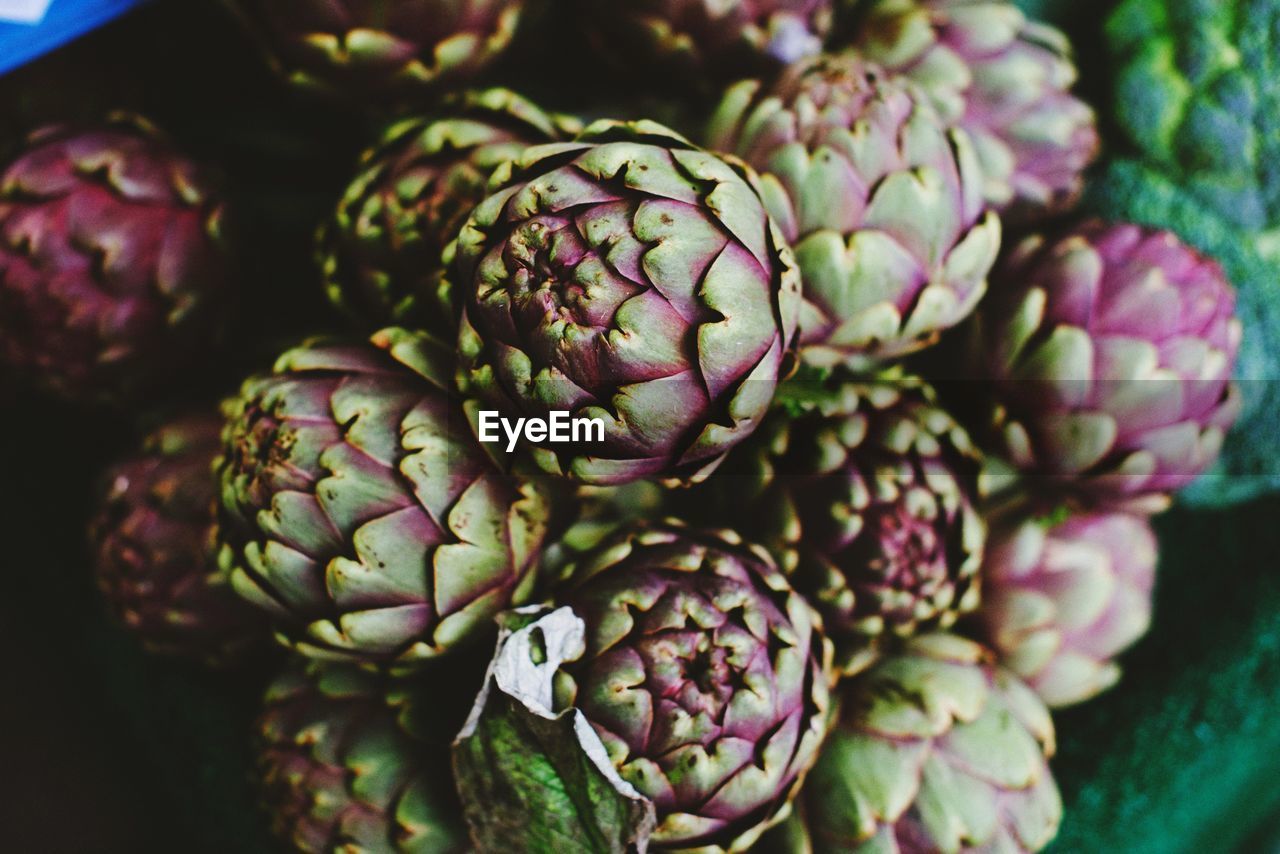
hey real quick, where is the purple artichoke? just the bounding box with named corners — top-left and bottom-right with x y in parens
top-left (553, 522), bottom-right (833, 851)
top-left (578, 0), bottom-right (834, 81)
top-left (317, 89), bottom-right (582, 331)
top-left (979, 221), bottom-right (1243, 509)
top-left (256, 659), bottom-right (470, 852)
top-left (707, 52), bottom-right (1000, 369)
top-left (705, 372), bottom-right (985, 668)
top-left (849, 0), bottom-right (1100, 222)
top-left (978, 503), bottom-right (1157, 708)
top-left (804, 633), bottom-right (1062, 852)
top-left (215, 327), bottom-right (559, 667)
top-left (449, 120), bottom-right (802, 486)
top-left (0, 114), bottom-right (231, 402)
top-left (227, 0), bottom-right (524, 101)
top-left (88, 411), bottom-right (264, 665)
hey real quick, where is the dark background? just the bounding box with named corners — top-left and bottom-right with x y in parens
top-left (1, 2), bottom-right (1278, 852)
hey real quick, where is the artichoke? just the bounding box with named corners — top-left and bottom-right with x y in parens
top-left (577, 0), bottom-right (834, 82)
top-left (706, 372), bottom-right (985, 667)
top-left (804, 633), bottom-right (1062, 853)
top-left (256, 658), bottom-right (470, 853)
top-left (538, 480), bottom-right (670, 584)
top-left (848, 0), bottom-right (1100, 222)
top-left (553, 522), bottom-right (833, 851)
top-left (318, 89), bottom-right (581, 331)
top-left (1083, 158), bottom-right (1280, 509)
top-left (707, 53), bottom-right (1000, 369)
top-left (0, 114), bottom-right (231, 402)
top-left (977, 220), bottom-right (1243, 509)
top-left (1107, 0), bottom-right (1280, 232)
top-left (215, 327), bottom-right (558, 667)
top-left (226, 0), bottom-right (524, 102)
top-left (977, 503), bottom-right (1157, 708)
top-left (88, 411), bottom-right (263, 665)
top-left (450, 120), bottom-right (802, 486)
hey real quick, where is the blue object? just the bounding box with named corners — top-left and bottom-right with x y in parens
top-left (0, 0), bottom-right (147, 75)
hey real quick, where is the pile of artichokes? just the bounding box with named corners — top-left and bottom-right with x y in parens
top-left (0, 0), bottom-right (1249, 851)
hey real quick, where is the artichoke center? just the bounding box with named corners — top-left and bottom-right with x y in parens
top-left (640, 630), bottom-right (737, 721)
top-left (506, 217), bottom-right (588, 318)
top-left (868, 503), bottom-right (944, 587)
top-left (684, 643), bottom-right (731, 698)
top-left (226, 404), bottom-right (304, 507)
top-left (234, 407), bottom-right (281, 472)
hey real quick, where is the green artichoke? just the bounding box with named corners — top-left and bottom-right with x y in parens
top-left (1108, 0), bottom-right (1280, 232)
top-left (0, 113), bottom-right (231, 403)
top-left (803, 633), bottom-right (1062, 853)
top-left (226, 0), bottom-right (524, 102)
top-left (978, 502), bottom-right (1157, 708)
top-left (707, 53), bottom-right (1000, 370)
top-left (848, 0), bottom-right (1099, 222)
top-left (449, 119), bottom-right (802, 487)
top-left (318, 89), bottom-right (581, 331)
top-left (577, 0), bottom-right (835, 82)
top-left (256, 658), bottom-right (471, 853)
top-left (704, 372), bottom-right (985, 668)
top-left (552, 522), bottom-right (834, 851)
top-left (976, 220), bottom-right (1243, 510)
top-left (538, 480), bottom-right (670, 584)
top-left (88, 411), bottom-right (264, 665)
top-left (216, 327), bottom-right (558, 667)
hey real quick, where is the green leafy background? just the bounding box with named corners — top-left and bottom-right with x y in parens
top-left (1, 0), bottom-right (1278, 851)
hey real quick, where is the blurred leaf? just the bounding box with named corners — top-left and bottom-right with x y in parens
top-left (1017, 0), bottom-right (1116, 26)
top-left (1107, 0), bottom-right (1280, 232)
top-left (1048, 499), bottom-right (1280, 853)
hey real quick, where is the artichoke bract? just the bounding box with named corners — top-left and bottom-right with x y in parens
top-left (978, 504), bottom-right (1157, 709)
top-left (709, 373), bottom-right (985, 666)
top-left (577, 0), bottom-right (834, 82)
top-left (979, 221), bottom-right (1243, 509)
top-left (707, 53), bottom-right (1000, 369)
top-left (450, 120), bottom-right (802, 487)
top-left (89, 411), bottom-right (263, 665)
top-left (256, 659), bottom-right (469, 853)
top-left (215, 327), bottom-right (556, 667)
top-left (0, 114), bottom-right (231, 402)
top-left (1083, 159), bottom-right (1280, 509)
top-left (538, 480), bottom-right (670, 585)
top-left (318, 89), bottom-right (581, 331)
top-left (804, 633), bottom-right (1062, 853)
top-left (227, 0), bottom-right (523, 102)
top-left (849, 0), bottom-right (1100, 222)
top-left (554, 522), bottom-right (833, 851)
